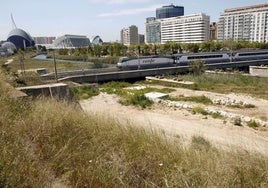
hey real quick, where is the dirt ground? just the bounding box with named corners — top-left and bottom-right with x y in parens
top-left (79, 87), bottom-right (268, 155)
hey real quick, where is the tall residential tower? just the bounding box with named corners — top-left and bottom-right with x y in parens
top-left (218, 3), bottom-right (268, 42)
top-left (145, 17), bottom-right (161, 44)
top-left (156, 4), bottom-right (184, 19)
top-left (120, 25), bottom-right (139, 45)
top-left (145, 4), bottom-right (209, 44)
top-left (160, 13), bottom-right (210, 43)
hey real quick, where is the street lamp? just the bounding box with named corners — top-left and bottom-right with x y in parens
top-left (47, 48), bottom-right (58, 82)
top-left (133, 51), bottom-right (140, 70)
top-left (52, 49), bottom-right (58, 82)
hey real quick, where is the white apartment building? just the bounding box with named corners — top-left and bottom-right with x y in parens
top-left (120, 25), bottom-right (139, 45)
top-left (160, 13), bottom-right (210, 44)
top-left (218, 3), bottom-right (268, 42)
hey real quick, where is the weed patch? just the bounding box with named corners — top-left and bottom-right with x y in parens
top-left (71, 84), bottom-right (99, 100)
top-left (192, 106), bottom-right (209, 115)
top-left (170, 95), bottom-right (212, 105)
top-left (119, 92), bottom-right (153, 108)
top-left (247, 120), bottom-right (260, 128)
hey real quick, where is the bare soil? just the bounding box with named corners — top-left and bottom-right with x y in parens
top-left (79, 88), bottom-right (268, 155)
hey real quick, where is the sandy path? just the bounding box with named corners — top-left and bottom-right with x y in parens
top-left (80, 92), bottom-right (268, 155)
top-left (5, 58), bottom-right (14, 65)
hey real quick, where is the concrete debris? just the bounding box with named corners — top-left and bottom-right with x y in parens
top-left (146, 76), bottom-right (194, 85)
top-left (126, 85), bottom-right (147, 90)
top-left (145, 92), bottom-right (168, 100)
top-left (212, 98), bottom-right (251, 107)
top-left (152, 98), bottom-right (267, 127)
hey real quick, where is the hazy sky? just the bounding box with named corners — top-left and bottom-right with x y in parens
top-left (0, 0), bottom-right (267, 42)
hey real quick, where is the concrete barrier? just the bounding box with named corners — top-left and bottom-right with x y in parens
top-left (250, 66), bottom-right (268, 77)
top-left (16, 83), bottom-right (74, 101)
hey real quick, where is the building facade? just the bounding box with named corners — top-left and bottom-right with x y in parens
top-left (145, 17), bottom-right (161, 44)
top-left (7, 28), bottom-right (35, 49)
top-left (52, 35), bottom-right (90, 49)
top-left (218, 3), bottom-right (268, 42)
top-left (120, 25), bottom-right (139, 45)
top-left (156, 4), bottom-right (184, 19)
top-left (33, 37), bottom-right (56, 45)
top-left (91, 36), bottom-right (103, 45)
top-left (210, 22), bottom-right (218, 40)
top-left (160, 13), bottom-right (210, 44)
top-left (139, 34), bottom-right (145, 44)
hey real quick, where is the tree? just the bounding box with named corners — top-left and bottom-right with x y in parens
top-left (58, 48), bottom-right (68, 55)
top-left (200, 41), bottom-right (212, 52)
top-left (188, 43), bottom-right (200, 53)
top-left (92, 45), bottom-right (102, 57)
top-left (189, 60), bottom-right (205, 76)
top-left (140, 43), bottom-right (150, 55)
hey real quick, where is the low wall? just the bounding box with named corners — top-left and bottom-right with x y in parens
top-left (16, 83), bottom-right (74, 101)
top-left (249, 66), bottom-right (268, 77)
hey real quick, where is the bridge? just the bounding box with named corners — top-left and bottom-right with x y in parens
top-left (42, 59), bottom-right (268, 84)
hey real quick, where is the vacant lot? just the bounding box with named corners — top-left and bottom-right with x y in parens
top-left (80, 85), bottom-right (268, 155)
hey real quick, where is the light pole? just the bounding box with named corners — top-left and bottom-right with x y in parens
top-left (228, 38), bottom-right (233, 62)
top-left (133, 51), bottom-right (140, 70)
top-left (53, 49), bottom-right (58, 82)
top-left (18, 49), bottom-right (25, 80)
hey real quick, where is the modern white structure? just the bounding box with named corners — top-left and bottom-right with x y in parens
top-left (120, 25), bottom-right (139, 45)
top-left (160, 13), bottom-right (210, 43)
top-left (218, 3), bottom-right (268, 42)
top-left (90, 36), bottom-right (103, 45)
top-left (52, 35), bottom-right (90, 49)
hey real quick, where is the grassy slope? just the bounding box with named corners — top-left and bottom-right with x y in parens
top-left (0, 79), bottom-right (268, 187)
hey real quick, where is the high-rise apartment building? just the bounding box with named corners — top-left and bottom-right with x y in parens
top-left (160, 13), bottom-right (210, 43)
top-left (120, 25), bottom-right (139, 45)
top-left (156, 4), bottom-right (184, 19)
top-left (145, 17), bottom-right (161, 44)
top-left (145, 4), bottom-right (209, 44)
top-left (218, 3), bottom-right (268, 42)
top-left (139, 34), bottom-right (145, 44)
top-left (210, 22), bottom-right (218, 41)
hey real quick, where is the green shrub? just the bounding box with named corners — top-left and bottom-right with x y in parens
top-left (192, 106), bottom-right (208, 115)
top-left (120, 93), bottom-right (153, 108)
top-left (101, 81), bottom-right (131, 95)
top-left (189, 60), bottom-right (205, 76)
top-left (244, 104), bottom-right (256, 108)
top-left (211, 112), bottom-right (223, 119)
top-left (247, 120), bottom-right (260, 128)
top-left (71, 84), bottom-right (100, 100)
top-left (170, 95), bottom-right (212, 105)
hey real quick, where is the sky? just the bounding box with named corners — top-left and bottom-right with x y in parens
top-left (1, 0), bottom-right (268, 42)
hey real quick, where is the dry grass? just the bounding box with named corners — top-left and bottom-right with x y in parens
top-left (0, 72), bottom-right (268, 187)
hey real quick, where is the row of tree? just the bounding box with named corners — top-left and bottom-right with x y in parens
top-left (39, 40), bottom-right (268, 64)
top-left (60, 40), bottom-right (268, 56)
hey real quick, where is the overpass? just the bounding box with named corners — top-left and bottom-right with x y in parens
top-left (55, 59), bottom-right (268, 83)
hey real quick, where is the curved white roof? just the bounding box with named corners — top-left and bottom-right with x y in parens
top-left (7, 28), bottom-right (34, 43)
